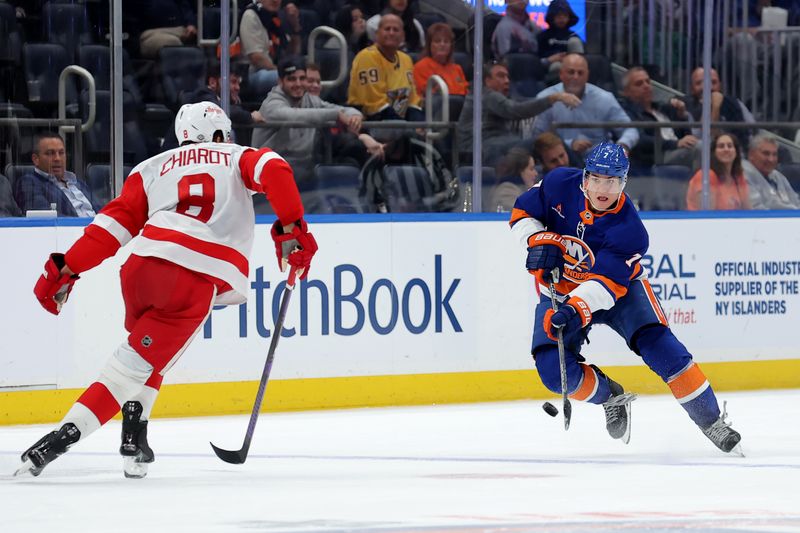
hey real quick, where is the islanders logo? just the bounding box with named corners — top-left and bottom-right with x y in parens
top-left (561, 236), bottom-right (595, 282)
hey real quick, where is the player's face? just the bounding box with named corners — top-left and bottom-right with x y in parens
top-left (305, 69), bottom-right (322, 96)
top-left (749, 141), bottom-right (778, 176)
top-left (281, 70), bottom-right (307, 99)
top-left (583, 171), bottom-right (624, 211)
top-left (33, 137), bottom-right (66, 180)
top-left (714, 135), bottom-right (737, 166)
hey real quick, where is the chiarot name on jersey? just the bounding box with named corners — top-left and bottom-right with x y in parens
top-left (160, 147), bottom-right (232, 175)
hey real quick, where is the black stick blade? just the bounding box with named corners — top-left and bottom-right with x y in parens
top-left (563, 399), bottom-right (572, 431)
top-left (210, 442), bottom-right (247, 464)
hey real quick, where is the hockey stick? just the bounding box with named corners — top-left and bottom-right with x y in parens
top-left (210, 266), bottom-right (298, 464)
top-left (547, 268), bottom-right (572, 430)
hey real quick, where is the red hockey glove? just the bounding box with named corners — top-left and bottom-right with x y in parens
top-left (33, 253), bottom-right (80, 315)
top-left (526, 231), bottom-right (566, 283)
top-left (543, 296), bottom-right (592, 341)
top-left (270, 218), bottom-right (318, 280)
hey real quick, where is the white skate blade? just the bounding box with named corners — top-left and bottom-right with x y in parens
top-left (621, 402), bottom-right (632, 444)
top-left (123, 456), bottom-right (149, 479)
top-left (728, 443), bottom-right (745, 458)
top-left (14, 459), bottom-right (36, 477)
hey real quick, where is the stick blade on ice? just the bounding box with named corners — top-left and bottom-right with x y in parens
top-left (210, 442), bottom-right (247, 465)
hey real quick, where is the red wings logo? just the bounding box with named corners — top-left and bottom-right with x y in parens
top-left (561, 236), bottom-right (595, 282)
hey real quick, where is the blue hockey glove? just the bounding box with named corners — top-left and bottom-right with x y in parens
top-left (526, 231), bottom-right (566, 283)
top-left (543, 297), bottom-right (592, 341)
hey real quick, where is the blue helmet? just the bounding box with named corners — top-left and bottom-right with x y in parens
top-left (584, 141), bottom-right (629, 178)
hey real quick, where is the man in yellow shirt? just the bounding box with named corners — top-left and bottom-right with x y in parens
top-left (348, 14), bottom-right (423, 121)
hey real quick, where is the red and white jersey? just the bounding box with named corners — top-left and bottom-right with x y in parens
top-left (65, 143), bottom-right (304, 305)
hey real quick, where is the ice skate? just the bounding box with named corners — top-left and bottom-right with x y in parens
top-left (701, 402), bottom-right (743, 456)
top-left (120, 401), bottom-right (155, 479)
top-left (15, 423), bottom-right (81, 477)
top-left (603, 379), bottom-right (637, 444)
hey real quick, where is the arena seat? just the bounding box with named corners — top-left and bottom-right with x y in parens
top-left (505, 53), bottom-right (546, 98)
top-left (383, 165), bottom-right (435, 212)
top-left (23, 43), bottom-right (75, 107)
top-left (314, 165), bottom-right (364, 214)
top-left (158, 46), bottom-right (207, 109)
top-left (42, 2), bottom-right (93, 62)
top-left (85, 164), bottom-right (132, 207)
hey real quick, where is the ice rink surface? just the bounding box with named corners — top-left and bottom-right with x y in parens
top-left (2, 389), bottom-right (799, 533)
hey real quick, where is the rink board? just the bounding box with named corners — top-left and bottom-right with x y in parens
top-left (1, 212), bottom-right (799, 424)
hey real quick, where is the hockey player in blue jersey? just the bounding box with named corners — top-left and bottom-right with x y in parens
top-left (510, 141), bottom-right (742, 454)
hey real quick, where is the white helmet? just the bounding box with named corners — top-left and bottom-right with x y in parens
top-left (174, 101), bottom-right (232, 144)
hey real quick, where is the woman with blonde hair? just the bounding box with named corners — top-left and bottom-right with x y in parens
top-left (412, 22), bottom-right (469, 98)
top-left (687, 132), bottom-right (751, 210)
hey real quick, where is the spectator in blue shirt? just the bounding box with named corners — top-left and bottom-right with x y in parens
top-left (14, 133), bottom-right (99, 217)
top-left (532, 53), bottom-right (638, 159)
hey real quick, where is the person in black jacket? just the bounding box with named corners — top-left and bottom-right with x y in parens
top-left (620, 66), bottom-right (698, 170)
top-left (163, 61), bottom-right (265, 150)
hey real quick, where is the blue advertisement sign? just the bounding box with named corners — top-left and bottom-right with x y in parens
top-left (463, 0), bottom-right (587, 41)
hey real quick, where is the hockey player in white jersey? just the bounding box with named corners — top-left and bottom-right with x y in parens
top-left (18, 102), bottom-right (318, 478)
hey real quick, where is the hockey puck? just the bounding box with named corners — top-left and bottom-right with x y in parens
top-left (542, 402), bottom-right (559, 417)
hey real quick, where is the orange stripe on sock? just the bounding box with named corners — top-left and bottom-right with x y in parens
top-left (570, 364), bottom-right (598, 401)
top-left (643, 279), bottom-right (669, 325)
top-left (76, 382), bottom-right (121, 425)
top-left (668, 363), bottom-right (709, 402)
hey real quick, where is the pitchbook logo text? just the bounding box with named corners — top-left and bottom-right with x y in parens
top-left (202, 255), bottom-right (462, 339)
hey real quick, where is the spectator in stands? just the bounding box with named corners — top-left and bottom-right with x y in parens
top-left (413, 23), bottom-right (469, 98)
top-left (348, 14), bottom-right (423, 122)
top-left (687, 132), bottom-right (751, 210)
top-left (532, 53), bottom-right (639, 159)
top-left (538, 0), bottom-right (584, 76)
top-left (492, 0), bottom-right (539, 59)
top-left (14, 133), bottom-right (99, 217)
top-left (163, 62), bottom-right (264, 150)
top-left (240, 0), bottom-right (303, 90)
top-left (191, 61), bottom-right (264, 126)
top-left (457, 62), bottom-right (579, 164)
top-left (327, 4), bottom-right (369, 52)
top-left (366, 0), bottom-right (425, 53)
top-left (620, 66), bottom-right (697, 169)
top-left (489, 146), bottom-right (538, 212)
top-left (743, 133), bottom-right (800, 209)
top-left (532, 131), bottom-right (576, 173)
top-left (254, 57), bottom-right (383, 188)
top-left (138, 0), bottom-right (197, 59)
top-left (683, 67), bottom-right (754, 147)
top-left (305, 62), bottom-right (323, 97)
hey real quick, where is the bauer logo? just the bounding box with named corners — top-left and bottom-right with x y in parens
top-left (202, 255), bottom-right (462, 339)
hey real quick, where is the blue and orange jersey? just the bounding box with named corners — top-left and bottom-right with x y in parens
top-left (510, 167), bottom-right (648, 314)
